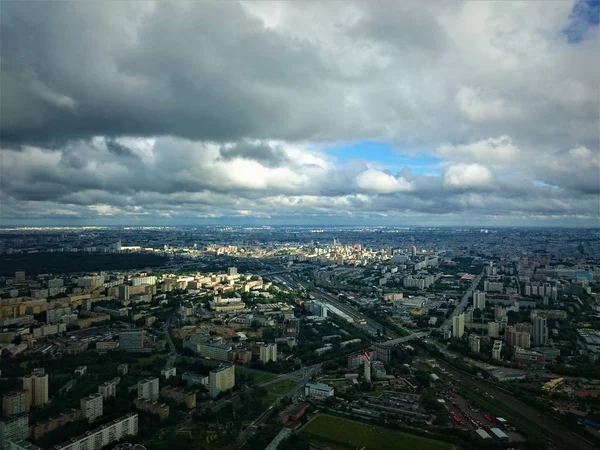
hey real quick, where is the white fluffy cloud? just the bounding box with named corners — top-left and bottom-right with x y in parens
top-left (355, 169), bottom-right (414, 194)
top-left (443, 163), bottom-right (495, 189)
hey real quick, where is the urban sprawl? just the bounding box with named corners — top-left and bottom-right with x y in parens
top-left (0, 226), bottom-right (599, 450)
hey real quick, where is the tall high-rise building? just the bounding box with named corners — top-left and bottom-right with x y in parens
top-left (472, 291), bottom-right (486, 310)
top-left (468, 334), bottom-right (481, 353)
top-left (533, 317), bottom-right (549, 346)
top-left (259, 343), bottom-right (277, 363)
top-left (492, 340), bottom-right (503, 360)
top-left (118, 284), bottom-right (130, 301)
top-left (119, 329), bottom-right (144, 352)
top-left (452, 313), bottom-right (465, 338)
top-left (0, 414), bottom-right (28, 449)
top-left (363, 352), bottom-right (371, 383)
top-left (2, 390), bottom-right (28, 417)
top-left (374, 344), bottom-right (391, 363)
top-left (209, 365), bottom-right (235, 398)
top-left (227, 267), bottom-right (238, 277)
top-left (137, 378), bottom-right (159, 402)
top-left (410, 246), bottom-right (417, 257)
top-left (22, 369), bottom-right (48, 408)
top-left (80, 393), bottom-right (103, 423)
top-left (488, 321), bottom-right (500, 338)
top-left (14, 272), bottom-right (26, 283)
top-left (505, 326), bottom-right (531, 349)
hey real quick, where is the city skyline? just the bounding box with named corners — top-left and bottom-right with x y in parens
top-left (1, 1), bottom-right (599, 227)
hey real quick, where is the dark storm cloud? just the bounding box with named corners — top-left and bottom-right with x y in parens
top-left (105, 138), bottom-right (140, 159)
top-left (0, 1), bottom-right (338, 146)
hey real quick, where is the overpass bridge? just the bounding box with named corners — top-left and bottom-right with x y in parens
top-left (379, 331), bottom-right (430, 347)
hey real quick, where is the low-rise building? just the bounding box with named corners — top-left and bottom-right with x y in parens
top-left (304, 382), bottom-right (334, 399)
top-left (133, 398), bottom-right (169, 420)
top-left (160, 387), bottom-right (196, 409)
top-left (98, 378), bottom-right (120, 399)
top-left (30, 409), bottom-right (81, 440)
top-left (160, 367), bottom-right (176, 379)
top-left (514, 347), bottom-right (545, 369)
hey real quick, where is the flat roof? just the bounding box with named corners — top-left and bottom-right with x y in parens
top-left (305, 382), bottom-right (333, 392)
top-left (475, 429), bottom-right (491, 439)
top-left (490, 427), bottom-right (508, 439)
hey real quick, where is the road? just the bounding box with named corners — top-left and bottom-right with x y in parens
top-left (381, 331), bottom-right (430, 347)
top-left (440, 271), bottom-right (484, 332)
top-left (232, 365), bottom-right (319, 449)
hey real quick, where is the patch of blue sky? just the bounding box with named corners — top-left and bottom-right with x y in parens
top-left (325, 140), bottom-right (443, 174)
top-left (563, 0), bottom-right (599, 43)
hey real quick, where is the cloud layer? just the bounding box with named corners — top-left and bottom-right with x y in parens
top-left (0, 1), bottom-right (598, 225)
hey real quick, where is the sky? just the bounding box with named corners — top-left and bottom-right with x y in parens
top-left (0, 1), bottom-right (599, 227)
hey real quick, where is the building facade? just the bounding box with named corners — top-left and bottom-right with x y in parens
top-left (304, 382), bottom-right (334, 399)
top-left (2, 390), bottom-right (28, 417)
top-left (452, 313), bottom-right (465, 338)
top-left (0, 414), bottom-right (28, 450)
top-left (54, 413), bottom-right (138, 450)
top-left (22, 369), bottom-right (48, 408)
top-left (209, 365), bottom-right (235, 399)
top-left (119, 330), bottom-right (144, 352)
top-left (80, 393), bottom-right (103, 423)
top-left (137, 378), bottom-right (159, 402)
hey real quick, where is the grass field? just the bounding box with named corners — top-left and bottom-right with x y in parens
top-left (267, 379), bottom-right (297, 395)
top-left (302, 414), bottom-right (458, 450)
top-left (235, 366), bottom-right (278, 384)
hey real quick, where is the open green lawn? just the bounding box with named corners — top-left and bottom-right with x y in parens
top-left (267, 379), bottom-right (297, 395)
top-left (302, 414), bottom-right (458, 450)
top-left (235, 366), bottom-right (278, 384)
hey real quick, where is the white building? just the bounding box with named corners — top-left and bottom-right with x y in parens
top-left (259, 343), bottom-right (277, 363)
top-left (469, 334), bottom-right (481, 353)
top-left (304, 382), bottom-right (334, 399)
top-left (80, 393), bottom-right (103, 423)
top-left (488, 321), bottom-right (500, 338)
top-left (472, 291), bottom-right (486, 310)
top-left (492, 340), bottom-right (503, 360)
top-left (161, 367), bottom-right (177, 379)
top-left (137, 378), bottom-right (159, 402)
top-left (0, 414), bottom-right (28, 450)
top-left (452, 313), bottom-right (465, 338)
top-left (53, 413), bottom-right (138, 450)
top-left (98, 378), bottom-right (119, 399)
top-left (209, 365), bottom-right (235, 399)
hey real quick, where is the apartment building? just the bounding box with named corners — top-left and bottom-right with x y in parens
top-left (2, 390), bottom-right (28, 417)
top-left (22, 369), bottom-right (48, 408)
top-left (209, 365), bottom-right (235, 399)
top-left (137, 378), bottom-right (159, 402)
top-left (160, 387), bottom-right (196, 409)
top-left (53, 413), bottom-right (138, 450)
top-left (80, 393), bottom-right (103, 423)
